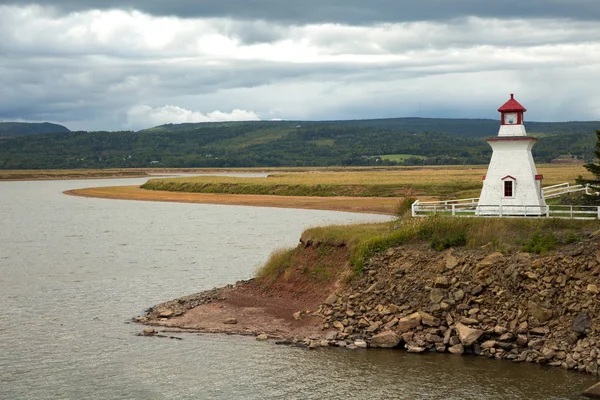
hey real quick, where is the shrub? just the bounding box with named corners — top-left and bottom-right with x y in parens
top-left (521, 231), bottom-right (558, 254)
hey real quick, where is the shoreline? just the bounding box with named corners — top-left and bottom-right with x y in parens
top-left (65, 185), bottom-right (406, 215)
top-left (135, 234), bottom-right (600, 381)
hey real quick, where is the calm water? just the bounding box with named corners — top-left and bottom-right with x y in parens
top-left (0, 178), bottom-right (597, 400)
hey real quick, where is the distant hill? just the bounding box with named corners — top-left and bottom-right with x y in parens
top-left (0, 122), bottom-right (70, 138)
top-left (0, 118), bottom-right (597, 169)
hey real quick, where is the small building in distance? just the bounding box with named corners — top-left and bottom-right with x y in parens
top-left (477, 94), bottom-right (547, 216)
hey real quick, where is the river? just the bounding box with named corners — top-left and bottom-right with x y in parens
top-left (0, 177), bottom-right (596, 399)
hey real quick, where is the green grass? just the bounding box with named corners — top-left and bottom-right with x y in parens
top-left (297, 216), bottom-right (598, 276)
top-left (378, 154), bottom-right (426, 162)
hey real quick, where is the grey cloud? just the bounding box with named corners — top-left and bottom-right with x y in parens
top-left (2, 0), bottom-right (600, 23)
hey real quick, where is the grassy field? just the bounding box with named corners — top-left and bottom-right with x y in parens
top-left (141, 164), bottom-right (593, 199)
top-left (378, 154), bottom-right (426, 162)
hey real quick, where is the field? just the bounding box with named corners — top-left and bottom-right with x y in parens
top-left (378, 154), bottom-right (426, 162)
top-left (141, 164), bottom-right (593, 199)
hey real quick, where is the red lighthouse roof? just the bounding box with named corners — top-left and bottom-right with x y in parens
top-left (498, 93), bottom-right (526, 112)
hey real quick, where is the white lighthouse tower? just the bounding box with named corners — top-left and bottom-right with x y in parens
top-left (477, 94), bottom-right (547, 216)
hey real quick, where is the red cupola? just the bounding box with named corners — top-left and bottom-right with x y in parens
top-left (498, 93), bottom-right (526, 125)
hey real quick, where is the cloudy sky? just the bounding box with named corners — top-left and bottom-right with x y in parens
top-left (1, 1), bottom-right (599, 131)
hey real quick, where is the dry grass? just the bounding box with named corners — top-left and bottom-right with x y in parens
top-left (0, 169), bottom-right (150, 180)
top-left (141, 164), bottom-right (592, 198)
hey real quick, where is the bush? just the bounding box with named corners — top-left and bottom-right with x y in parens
top-left (521, 231), bottom-right (557, 254)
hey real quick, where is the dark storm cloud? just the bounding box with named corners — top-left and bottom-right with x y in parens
top-left (1, 0), bottom-right (600, 23)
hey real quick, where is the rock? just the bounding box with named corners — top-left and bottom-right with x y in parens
top-left (583, 382), bottom-right (600, 398)
top-left (530, 326), bottom-right (550, 336)
top-left (397, 312), bottom-right (422, 332)
top-left (324, 293), bottom-right (338, 305)
top-left (573, 313), bottom-right (592, 334)
top-left (476, 252), bottom-right (503, 269)
top-left (434, 277), bottom-right (450, 288)
top-left (516, 334), bottom-right (528, 346)
top-left (448, 344), bottom-right (464, 355)
top-left (528, 301), bottom-right (553, 323)
top-left (308, 340), bottom-right (321, 349)
top-left (371, 330), bottom-right (401, 348)
top-left (460, 317), bottom-right (479, 325)
top-left (419, 311), bottom-right (439, 327)
top-left (142, 327), bottom-right (156, 336)
top-left (481, 340), bottom-right (497, 349)
top-left (406, 344), bottom-right (426, 353)
top-left (256, 333), bottom-right (268, 341)
top-left (430, 288), bottom-right (444, 303)
top-left (446, 254), bottom-right (459, 270)
top-left (494, 326), bottom-right (508, 335)
top-left (455, 323), bottom-right (484, 346)
top-left (333, 321), bottom-right (345, 331)
top-left (159, 310), bottom-right (174, 318)
top-left (293, 311), bottom-right (302, 320)
top-left (471, 285), bottom-right (484, 296)
top-left (324, 331), bottom-right (338, 341)
top-left (587, 284), bottom-right (600, 295)
top-left (426, 334), bottom-right (443, 343)
top-left (354, 339), bottom-right (368, 348)
top-left (223, 317), bottom-right (238, 325)
top-left (542, 347), bottom-right (557, 359)
top-left (454, 289), bottom-right (465, 301)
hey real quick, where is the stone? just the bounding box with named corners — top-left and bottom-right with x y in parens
top-left (371, 330), bottom-right (401, 348)
top-left (454, 289), bottom-right (465, 301)
top-left (324, 293), bottom-right (338, 305)
top-left (159, 310), bottom-right (174, 318)
top-left (528, 301), bottom-right (553, 323)
top-left (455, 323), bottom-right (484, 346)
top-left (426, 334), bottom-right (443, 343)
top-left (354, 339), bottom-right (368, 348)
top-left (481, 340), bottom-right (497, 349)
top-left (256, 333), bottom-right (268, 341)
top-left (430, 288), bottom-right (444, 303)
top-left (419, 311), bottom-right (439, 327)
top-left (397, 312), bottom-right (422, 333)
top-left (448, 344), bottom-right (464, 355)
top-left (587, 284), bottom-right (600, 295)
top-left (324, 331), bottom-right (338, 341)
top-left (460, 317), bottom-right (479, 325)
top-left (542, 347), bottom-right (557, 360)
top-left (516, 334), bottom-right (528, 346)
top-left (530, 326), bottom-right (550, 336)
top-left (446, 254), bottom-right (459, 270)
top-left (406, 344), bottom-right (426, 353)
top-left (223, 317), bottom-right (238, 325)
top-left (401, 332), bottom-right (414, 343)
top-left (583, 382), bottom-right (600, 398)
top-left (333, 321), bottom-right (345, 331)
top-left (471, 285), bottom-right (484, 296)
top-left (494, 326), bottom-right (508, 335)
top-left (293, 311), bottom-right (302, 320)
top-left (434, 277), bottom-right (450, 288)
top-left (573, 313), bottom-right (592, 334)
top-left (142, 327), bottom-right (156, 336)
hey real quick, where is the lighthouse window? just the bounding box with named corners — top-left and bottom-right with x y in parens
top-left (504, 181), bottom-right (513, 197)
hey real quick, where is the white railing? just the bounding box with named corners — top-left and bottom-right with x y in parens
top-left (412, 201), bottom-right (600, 220)
top-left (543, 183), bottom-right (586, 199)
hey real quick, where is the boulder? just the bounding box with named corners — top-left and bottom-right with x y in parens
top-left (371, 330), bottom-right (401, 348)
top-left (406, 344), bottom-right (426, 353)
top-left (419, 311), bottom-right (439, 327)
top-left (142, 327), bottom-right (156, 336)
top-left (354, 339), bottom-right (368, 348)
top-left (256, 333), bottom-right (268, 341)
top-left (293, 311), bottom-right (302, 320)
top-left (528, 301), bottom-right (553, 323)
top-left (223, 317), bottom-right (238, 325)
top-left (397, 312), bottom-right (422, 333)
top-left (430, 288), bottom-right (444, 303)
top-left (573, 313), bottom-right (592, 334)
top-left (159, 310), bottom-right (174, 318)
top-left (434, 277), bottom-right (450, 288)
top-left (324, 293), bottom-right (338, 305)
top-left (445, 254), bottom-right (459, 270)
top-left (448, 344), bottom-right (464, 355)
top-left (455, 323), bottom-right (484, 346)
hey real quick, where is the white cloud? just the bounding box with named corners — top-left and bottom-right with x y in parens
top-left (125, 105), bottom-right (260, 130)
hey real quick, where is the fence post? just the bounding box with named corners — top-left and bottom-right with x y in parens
top-left (452, 204), bottom-right (456, 216)
top-left (412, 200), bottom-right (419, 217)
top-left (570, 206), bottom-right (573, 219)
top-left (546, 206), bottom-right (550, 218)
top-left (597, 206), bottom-right (600, 220)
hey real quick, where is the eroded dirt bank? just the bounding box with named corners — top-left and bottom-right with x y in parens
top-left (137, 230), bottom-right (600, 376)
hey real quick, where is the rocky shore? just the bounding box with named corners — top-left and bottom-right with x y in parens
top-left (137, 230), bottom-right (600, 377)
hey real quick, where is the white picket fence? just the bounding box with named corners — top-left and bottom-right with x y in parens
top-left (412, 183), bottom-right (600, 220)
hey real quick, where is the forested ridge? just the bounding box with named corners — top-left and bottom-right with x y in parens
top-left (0, 118), bottom-right (597, 169)
top-left (0, 122), bottom-right (70, 138)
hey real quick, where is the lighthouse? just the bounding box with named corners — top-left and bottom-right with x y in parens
top-left (477, 94), bottom-right (547, 216)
